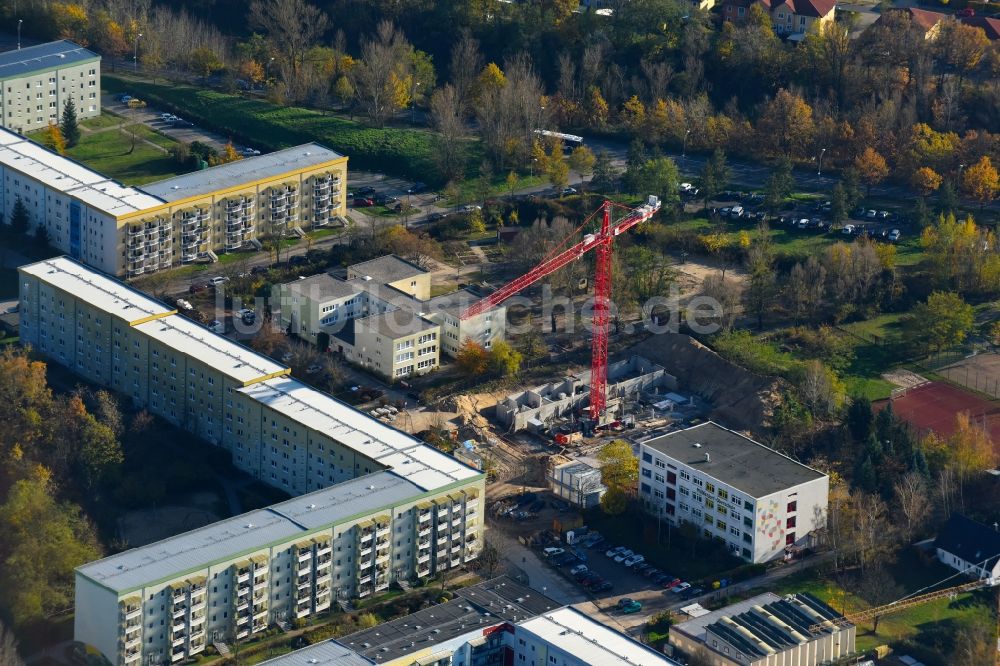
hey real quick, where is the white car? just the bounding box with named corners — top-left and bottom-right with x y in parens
top-left (613, 549), bottom-right (634, 563)
top-left (842, 224), bottom-right (855, 235)
top-left (888, 229), bottom-right (901, 242)
top-left (865, 209), bottom-right (877, 219)
top-left (209, 276), bottom-right (229, 286)
top-left (208, 320), bottom-right (224, 334)
top-left (176, 299), bottom-right (193, 310)
top-left (459, 204), bottom-right (482, 213)
top-left (623, 554), bottom-right (645, 567)
top-left (569, 564), bottom-right (588, 576)
top-left (671, 582), bottom-right (692, 595)
top-left (606, 546), bottom-right (626, 558)
top-left (306, 364), bottom-right (323, 374)
top-left (543, 547), bottom-right (565, 558)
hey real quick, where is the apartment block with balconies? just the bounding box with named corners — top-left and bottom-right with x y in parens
top-left (18, 258), bottom-right (484, 666)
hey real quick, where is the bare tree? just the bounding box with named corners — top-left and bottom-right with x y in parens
top-left (953, 621), bottom-right (996, 666)
top-left (859, 565), bottom-right (904, 634)
top-left (0, 620), bottom-right (22, 666)
top-left (893, 471), bottom-right (931, 542)
top-left (477, 532), bottom-right (510, 579)
top-left (430, 85), bottom-right (467, 181)
top-left (853, 492), bottom-right (896, 574)
top-left (449, 31), bottom-right (483, 113)
top-left (354, 21), bottom-right (411, 126)
top-left (640, 58), bottom-right (674, 104)
top-left (249, 0), bottom-right (329, 95)
top-left (700, 274), bottom-right (743, 331)
top-left (476, 55), bottom-right (547, 167)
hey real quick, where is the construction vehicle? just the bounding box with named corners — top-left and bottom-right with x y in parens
top-left (461, 197), bottom-right (661, 421)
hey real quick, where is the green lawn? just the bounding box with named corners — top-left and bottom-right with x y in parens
top-left (81, 110), bottom-right (124, 130)
top-left (59, 125), bottom-right (186, 185)
top-left (104, 74), bottom-right (474, 185)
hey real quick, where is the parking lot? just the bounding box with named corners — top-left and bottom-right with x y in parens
top-left (702, 190), bottom-right (911, 243)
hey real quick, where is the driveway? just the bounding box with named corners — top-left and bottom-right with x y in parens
top-left (102, 94), bottom-right (231, 149)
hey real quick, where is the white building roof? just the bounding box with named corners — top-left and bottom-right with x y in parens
top-left (240, 377), bottom-right (480, 491)
top-left (142, 143), bottom-right (342, 202)
top-left (19, 257), bottom-right (173, 324)
top-left (77, 472), bottom-right (421, 594)
top-left (516, 607), bottom-right (681, 666)
top-left (0, 128), bottom-right (164, 217)
top-left (134, 314), bottom-right (288, 386)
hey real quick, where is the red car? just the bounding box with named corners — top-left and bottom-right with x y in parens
top-left (353, 197), bottom-right (375, 207)
top-left (957, 7), bottom-right (975, 16)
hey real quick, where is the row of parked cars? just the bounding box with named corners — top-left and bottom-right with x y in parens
top-left (542, 532), bottom-right (614, 594)
top-left (604, 546), bottom-right (705, 601)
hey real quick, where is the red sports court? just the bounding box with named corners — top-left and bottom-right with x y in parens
top-left (876, 381), bottom-right (1000, 444)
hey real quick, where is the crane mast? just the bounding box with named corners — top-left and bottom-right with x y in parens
top-left (460, 196), bottom-right (661, 419)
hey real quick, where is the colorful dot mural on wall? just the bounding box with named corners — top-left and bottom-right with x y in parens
top-left (757, 498), bottom-right (785, 551)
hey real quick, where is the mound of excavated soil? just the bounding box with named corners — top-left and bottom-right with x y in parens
top-left (630, 333), bottom-right (785, 437)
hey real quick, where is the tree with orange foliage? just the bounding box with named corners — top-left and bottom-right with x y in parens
top-left (854, 147), bottom-right (889, 197)
top-left (911, 166), bottom-right (942, 196)
top-left (51, 2), bottom-right (90, 44)
top-left (455, 339), bottom-right (489, 376)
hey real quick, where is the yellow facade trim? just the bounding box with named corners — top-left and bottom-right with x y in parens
top-left (114, 156), bottom-right (349, 223)
top-left (242, 368), bottom-right (292, 388)
top-left (128, 310), bottom-right (177, 327)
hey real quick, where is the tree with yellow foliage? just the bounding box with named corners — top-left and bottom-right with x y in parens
top-left (40, 123), bottom-right (67, 156)
top-left (51, 2), bottom-right (90, 44)
top-left (961, 155), bottom-right (999, 210)
top-left (586, 86), bottom-right (609, 127)
top-left (239, 59), bottom-right (266, 88)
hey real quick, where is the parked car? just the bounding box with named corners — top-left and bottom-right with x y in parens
top-left (606, 546), bottom-right (626, 558)
top-left (305, 364), bottom-right (323, 374)
top-left (118, 94), bottom-right (133, 104)
top-left (237, 308), bottom-right (256, 324)
top-left (888, 229), bottom-right (901, 242)
top-left (589, 581), bottom-right (613, 592)
top-left (543, 547), bottom-right (565, 558)
top-left (425, 212), bottom-right (446, 222)
top-left (729, 205), bottom-right (744, 218)
top-left (636, 564), bottom-right (656, 576)
top-left (209, 276), bottom-right (229, 286)
top-left (671, 582), bottom-right (692, 595)
top-left (613, 549), bottom-right (634, 563)
top-left (373, 193), bottom-right (398, 205)
top-left (460, 204), bottom-right (482, 213)
top-left (407, 182), bottom-right (427, 194)
top-left (957, 7), bottom-right (975, 17)
top-left (681, 586), bottom-right (705, 600)
top-left (842, 224), bottom-right (855, 235)
top-left (176, 299), bottom-right (194, 310)
top-left (651, 573), bottom-right (669, 585)
top-left (561, 187), bottom-right (578, 196)
top-left (189, 283), bottom-right (208, 294)
top-left (569, 564), bottom-right (588, 576)
top-left (208, 320), bottom-right (224, 334)
top-left (664, 578), bottom-right (684, 590)
top-left (623, 554), bottom-right (645, 568)
top-left (353, 197), bottom-right (375, 207)
top-left (865, 209), bottom-right (877, 219)
top-left (618, 598), bottom-right (642, 614)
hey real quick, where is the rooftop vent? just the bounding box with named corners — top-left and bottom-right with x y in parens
top-left (705, 452), bottom-right (711, 463)
top-left (693, 442), bottom-right (702, 448)
top-left (307, 503), bottom-right (316, 509)
top-left (245, 523), bottom-right (254, 529)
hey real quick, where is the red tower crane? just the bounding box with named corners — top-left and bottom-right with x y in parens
top-left (460, 196), bottom-right (661, 419)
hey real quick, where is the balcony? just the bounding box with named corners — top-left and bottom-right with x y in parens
top-left (298, 563), bottom-right (312, 576)
top-left (124, 634), bottom-right (141, 649)
top-left (236, 613), bottom-right (250, 625)
top-left (418, 511), bottom-right (432, 523)
top-left (190, 614), bottom-right (206, 629)
top-left (252, 607), bottom-right (268, 621)
top-left (172, 605), bottom-right (187, 619)
top-left (237, 585), bottom-right (250, 598)
top-left (122, 606), bottom-right (142, 622)
top-left (359, 546), bottom-right (373, 559)
top-left (189, 642), bottom-right (205, 656)
top-left (298, 549), bottom-right (312, 563)
top-left (360, 531), bottom-right (374, 543)
top-left (123, 650), bottom-right (141, 664)
top-left (451, 517), bottom-right (462, 528)
top-left (297, 578), bottom-right (311, 591)
top-left (437, 509), bottom-right (449, 520)
top-left (374, 580), bottom-right (389, 592)
top-left (437, 534), bottom-right (448, 546)
top-left (315, 572), bottom-right (331, 586)
top-left (358, 574), bottom-right (372, 585)
top-left (236, 629), bottom-right (249, 640)
top-left (316, 544), bottom-right (332, 558)
top-left (172, 620), bottom-right (186, 634)
top-left (418, 526), bottom-right (432, 538)
top-left (376, 525), bottom-right (391, 538)
top-left (315, 598), bottom-right (331, 612)
top-left (466, 498), bottom-right (479, 509)
top-left (190, 599), bottom-right (206, 613)
top-left (418, 553), bottom-right (431, 564)
top-left (237, 599), bottom-right (249, 612)
top-left (253, 579), bottom-right (268, 592)
top-left (375, 550), bottom-right (390, 563)
top-left (170, 650), bottom-right (185, 663)
top-left (172, 635), bottom-right (185, 648)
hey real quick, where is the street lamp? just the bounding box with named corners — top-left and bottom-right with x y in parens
top-left (133, 33), bottom-right (142, 73)
top-left (817, 147), bottom-right (827, 176)
top-left (17, 19), bottom-right (23, 51)
top-left (682, 128), bottom-right (691, 159)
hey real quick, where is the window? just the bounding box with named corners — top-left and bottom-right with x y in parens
top-left (787, 500), bottom-right (797, 513)
top-left (786, 532), bottom-right (796, 545)
top-left (654, 473), bottom-right (664, 483)
top-left (654, 458), bottom-right (666, 469)
top-left (705, 482), bottom-right (715, 493)
top-left (705, 498), bottom-right (714, 510)
top-left (786, 516), bottom-right (796, 529)
top-left (653, 489), bottom-right (664, 500)
top-left (642, 469), bottom-right (652, 478)
top-left (642, 452), bottom-right (652, 463)
top-left (718, 489), bottom-right (728, 500)
top-left (641, 483), bottom-right (651, 494)
top-left (666, 471), bottom-right (677, 484)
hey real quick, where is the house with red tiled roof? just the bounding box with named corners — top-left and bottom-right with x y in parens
top-left (721, 0), bottom-right (836, 35)
top-left (962, 15), bottom-right (1000, 40)
top-left (873, 7), bottom-right (950, 39)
